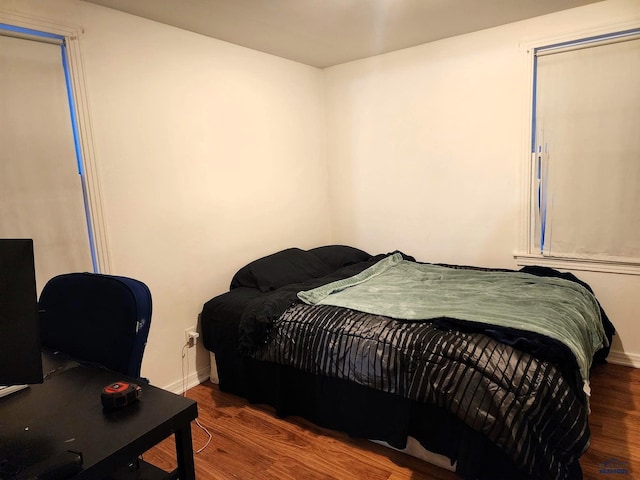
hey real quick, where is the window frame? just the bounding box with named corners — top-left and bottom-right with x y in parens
top-left (0, 9), bottom-right (111, 274)
top-left (515, 22), bottom-right (640, 276)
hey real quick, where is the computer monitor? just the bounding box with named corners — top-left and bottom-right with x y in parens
top-left (0, 239), bottom-right (43, 385)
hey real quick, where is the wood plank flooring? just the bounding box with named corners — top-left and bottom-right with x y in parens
top-left (144, 362), bottom-right (639, 479)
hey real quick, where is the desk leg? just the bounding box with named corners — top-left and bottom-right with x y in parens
top-left (174, 424), bottom-right (196, 480)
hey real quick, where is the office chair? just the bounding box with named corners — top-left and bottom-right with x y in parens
top-left (38, 272), bottom-right (152, 380)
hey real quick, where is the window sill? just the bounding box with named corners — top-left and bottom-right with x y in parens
top-left (514, 254), bottom-right (640, 276)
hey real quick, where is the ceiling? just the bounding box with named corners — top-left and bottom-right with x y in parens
top-left (83, 0), bottom-right (603, 68)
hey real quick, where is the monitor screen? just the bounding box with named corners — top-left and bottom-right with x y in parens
top-left (0, 239), bottom-right (43, 385)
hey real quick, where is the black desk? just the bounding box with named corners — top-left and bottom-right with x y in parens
top-left (0, 353), bottom-right (198, 479)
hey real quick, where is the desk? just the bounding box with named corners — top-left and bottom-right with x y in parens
top-left (0, 353), bottom-right (198, 479)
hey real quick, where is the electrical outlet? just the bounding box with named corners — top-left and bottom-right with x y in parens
top-left (184, 326), bottom-right (198, 347)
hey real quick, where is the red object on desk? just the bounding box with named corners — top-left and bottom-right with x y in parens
top-left (101, 381), bottom-right (141, 409)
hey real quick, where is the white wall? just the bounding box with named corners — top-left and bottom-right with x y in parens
top-left (0, 0), bottom-right (331, 390)
top-left (325, 31), bottom-right (522, 267)
top-left (324, 0), bottom-right (640, 364)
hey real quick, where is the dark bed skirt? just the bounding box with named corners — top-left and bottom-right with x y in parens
top-left (214, 349), bottom-right (553, 480)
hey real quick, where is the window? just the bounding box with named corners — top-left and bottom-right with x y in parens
top-left (0, 22), bottom-right (102, 289)
top-left (519, 28), bottom-right (640, 274)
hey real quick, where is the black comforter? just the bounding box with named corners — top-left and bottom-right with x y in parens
top-left (256, 302), bottom-right (586, 479)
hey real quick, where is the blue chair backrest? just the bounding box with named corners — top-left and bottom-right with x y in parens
top-left (39, 273), bottom-right (152, 379)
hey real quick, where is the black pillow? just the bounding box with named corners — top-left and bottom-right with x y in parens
top-left (230, 248), bottom-right (333, 292)
top-left (308, 245), bottom-right (371, 271)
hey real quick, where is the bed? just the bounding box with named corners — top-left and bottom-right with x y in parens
top-left (200, 245), bottom-right (614, 480)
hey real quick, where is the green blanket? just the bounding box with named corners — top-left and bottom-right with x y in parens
top-left (298, 253), bottom-right (607, 388)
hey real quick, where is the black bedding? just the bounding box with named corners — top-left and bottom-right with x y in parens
top-left (201, 246), bottom-right (614, 480)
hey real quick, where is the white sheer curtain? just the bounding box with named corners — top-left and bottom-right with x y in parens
top-left (534, 35), bottom-right (640, 262)
top-left (0, 33), bottom-right (92, 292)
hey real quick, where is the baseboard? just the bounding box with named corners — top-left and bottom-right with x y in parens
top-left (606, 350), bottom-right (640, 369)
top-left (162, 366), bottom-right (210, 395)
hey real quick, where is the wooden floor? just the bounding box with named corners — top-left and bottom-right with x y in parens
top-left (144, 362), bottom-right (639, 479)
